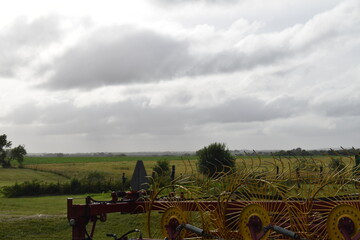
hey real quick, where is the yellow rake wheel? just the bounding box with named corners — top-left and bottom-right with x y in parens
top-left (327, 204), bottom-right (360, 240)
top-left (223, 178), bottom-right (291, 240)
top-left (161, 207), bottom-right (188, 239)
top-left (239, 204), bottom-right (271, 240)
top-left (145, 184), bottom-right (202, 239)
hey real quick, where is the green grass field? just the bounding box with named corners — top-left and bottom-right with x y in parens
top-left (24, 155), bottom-right (196, 165)
top-left (0, 193), bottom-right (145, 240)
top-left (24, 157), bottom-right (198, 180)
top-left (0, 168), bottom-right (69, 187)
top-left (0, 155), bottom-right (196, 240)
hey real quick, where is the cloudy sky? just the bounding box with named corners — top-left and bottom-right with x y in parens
top-left (0, 0), bottom-right (359, 153)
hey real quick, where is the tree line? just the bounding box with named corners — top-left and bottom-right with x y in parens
top-left (272, 147), bottom-right (360, 157)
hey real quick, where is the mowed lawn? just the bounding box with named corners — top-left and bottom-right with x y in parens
top-left (0, 193), bottom-right (145, 240)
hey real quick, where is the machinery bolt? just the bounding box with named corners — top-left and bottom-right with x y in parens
top-left (69, 218), bottom-right (76, 226)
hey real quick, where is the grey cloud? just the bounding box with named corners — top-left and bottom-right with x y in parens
top-left (43, 26), bottom-right (291, 90)
top-left (316, 99), bottom-right (360, 117)
top-left (0, 16), bottom-right (63, 77)
top-left (6, 94), bottom-right (359, 152)
top-left (43, 0), bottom-right (359, 90)
top-left (196, 95), bottom-right (305, 124)
top-left (1, 95), bottom-right (304, 138)
top-left (1, 100), bottom-right (189, 136)
top-left (42, 27), bottom-right (193, 89)
top-left (193, 48), bottom-right (289, 76)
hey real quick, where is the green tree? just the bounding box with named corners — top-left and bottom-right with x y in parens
top-left (153, 159), bottom-right (170, 176)
top-left (0, 134), bottom-right (12, 168)
top-left (0, 134), bottom-right (27, 168)
top-left (196, 142), bottom-right (235, 178)
top-left (10, 145), bottom-right (27, 167)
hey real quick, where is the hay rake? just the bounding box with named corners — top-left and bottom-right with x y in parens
top-left (67, 152), bottom-right (360, 240)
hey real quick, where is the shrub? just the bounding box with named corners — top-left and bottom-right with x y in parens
top-left (85, 171), bottom-right (106, 184)
top-left (328, 158), bottom-right (345, 172)
top-left (151, 160), bottom-right (171, 187)
top-left (196, 142), bottom-right (235, 178)
top-left (153, 160), bottom-right (170, 176)
top-left (1, 172), bottom-right (130, 197)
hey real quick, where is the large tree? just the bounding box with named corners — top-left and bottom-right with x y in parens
top-left (10, 145), bottom-right (27, 167)
top-left (0, 134), bottom-right (27, 168)
top-left (196, 142), bottom-right (235, 178)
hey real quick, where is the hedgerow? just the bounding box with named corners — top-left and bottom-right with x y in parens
top-left (1, 172), bottom-right (130, 197)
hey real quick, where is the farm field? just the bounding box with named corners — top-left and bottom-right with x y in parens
top-left (23, 155), bottom-right (197, 180)
top-left (1, 155), bottom-right (197, 186)
top-left (25, 158), bottom-right (198, 180)
top-left (0, 155), bottom-right (196, 239)
top-left (0, 154), bottom-right (356, 240)
top-left (24, 155), bottom-right (197, 165)
top-left (0, 168), bottom-right (69, 187)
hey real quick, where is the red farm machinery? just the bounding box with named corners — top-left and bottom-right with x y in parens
top-left (68, 153), bottom-right (360, 240)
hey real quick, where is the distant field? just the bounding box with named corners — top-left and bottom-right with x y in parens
top-left (24, 155), bottom-right (197, 165)
top-left (0, 168), bottom-right (69, 187)
top-left (1, 155), bottom-right (198, 188)
top-left (25, 158), bottom-right (199, 180)
top-left (3, 155), bottom-right (342, 186)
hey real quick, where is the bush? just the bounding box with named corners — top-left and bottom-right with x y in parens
top-left (1, 172), bottom-right (131, 197)
top-left (153, 160), bottom-right (170, 176)
top-left (328, 158), bottom-right (345, 172)
top-left (196, 142), bottom-right (235, 178)
top-left (85, 171), bottom-right (106, 184)
top-left (151, 160), bottom-right (171, 187)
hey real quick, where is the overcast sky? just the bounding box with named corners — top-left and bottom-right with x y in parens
top-left (0, 0), bottom-right (359, 153)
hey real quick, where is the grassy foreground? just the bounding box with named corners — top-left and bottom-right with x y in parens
top-left (0, 193), bottom-right (145, 240)
top-left (1, 155), bottom-right (196, 239)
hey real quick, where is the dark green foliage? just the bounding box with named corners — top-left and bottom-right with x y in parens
top-left (0, 134), bottom-right (12, 168)
top-left (328, 158), bottom-right (346, 172)
top-left (196, 142), bottom-right (235, 178)
top-left (1, 172), bottom-right (130, 197)
top-left (153, 159), bottom-right (170, 176)
top-left (0, 134), bottom-right (27, 168)
top-left (152, 159), bottom-right (171, 187)
top-left (85, 171), bottom-right (106, 183)
top-left (354, 155), bottom-right (360, 174)
top-left (273, 147), bottom-right (312, 156)
top-left (10, 145), bottom-right (27, 167)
